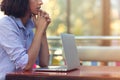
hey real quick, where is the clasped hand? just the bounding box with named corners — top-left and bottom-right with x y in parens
top-left (33, 10), bottom-right (51, 34)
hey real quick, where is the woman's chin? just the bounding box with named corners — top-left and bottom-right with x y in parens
top-left (32, 12), bottom-right (38, 15)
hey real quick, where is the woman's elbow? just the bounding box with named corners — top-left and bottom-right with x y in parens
top-left (39, 62), bottom-right (49, 68)
top-left (23, 63), bottom-right (33, 71)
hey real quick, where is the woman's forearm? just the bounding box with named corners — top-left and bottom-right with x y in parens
top-left (24, 30), bottom-right (43, 70)
top-left (39, 33), bottom-right (49, 67)
top-left (24, 10), bottom-right (51, 70)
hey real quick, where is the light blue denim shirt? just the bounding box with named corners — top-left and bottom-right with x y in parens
top-left (0, 15), bottom-right (34, 80)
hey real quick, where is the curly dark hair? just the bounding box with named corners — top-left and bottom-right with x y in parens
top-left (1, 0), bottom-right (29, 18)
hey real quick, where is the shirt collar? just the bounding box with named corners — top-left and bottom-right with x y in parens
top-left (10, 16), bottom-right (34, 30)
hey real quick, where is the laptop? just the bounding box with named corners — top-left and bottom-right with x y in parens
top-left (35, 33), bottom-right (80, 72)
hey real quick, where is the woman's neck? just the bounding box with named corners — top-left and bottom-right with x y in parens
top-left (20, 14), bottom-right (30, 26)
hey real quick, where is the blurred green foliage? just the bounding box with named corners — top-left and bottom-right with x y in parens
top-left (42, 0), bottom-right (102, 36)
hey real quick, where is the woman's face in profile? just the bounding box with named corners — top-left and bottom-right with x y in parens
top-left (29, 0), bottom-right (43, 15)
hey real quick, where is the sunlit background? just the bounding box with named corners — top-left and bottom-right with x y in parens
top-left (42, 0), bottom-right (120, 66)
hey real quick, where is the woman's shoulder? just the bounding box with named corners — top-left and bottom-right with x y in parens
top-left (0, 15), bottom-right (13, 24)
top-left (0, 15), bottom-right (19, 31)
top-left (0, 15), bottom-right (18, 26)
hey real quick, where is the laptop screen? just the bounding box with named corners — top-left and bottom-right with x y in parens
top-left (61, 34), bottom-right (80, 70)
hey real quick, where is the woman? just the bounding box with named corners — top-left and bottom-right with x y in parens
top-left (0, 0), bottom-right (51, 79)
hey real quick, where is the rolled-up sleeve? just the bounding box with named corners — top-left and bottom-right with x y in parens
top-left (0, 23), bottom-right (28, 70)
top-left (15, 52), bottom-right (28, 69)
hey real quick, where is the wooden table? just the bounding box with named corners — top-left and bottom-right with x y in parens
top-left (6, 66), bottom-right (120, 80)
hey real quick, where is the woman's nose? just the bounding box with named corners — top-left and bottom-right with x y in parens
top-left (38, 0), bottom-right (43, 5)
